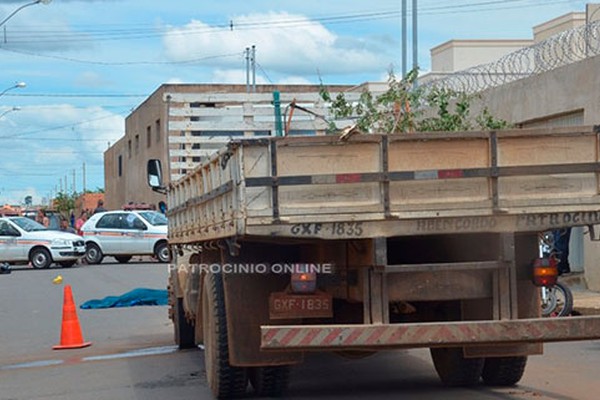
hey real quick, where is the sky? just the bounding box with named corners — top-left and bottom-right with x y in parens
top-left (0, 0), bottom-right (590, 205)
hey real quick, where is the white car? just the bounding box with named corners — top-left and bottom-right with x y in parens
top-left (80, 210), bottom-right (169, 264)
top-left (0, 217), bottom-right (85, 269)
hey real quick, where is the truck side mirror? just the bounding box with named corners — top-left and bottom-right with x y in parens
top-left (147, 159), bottom-right (166, 194)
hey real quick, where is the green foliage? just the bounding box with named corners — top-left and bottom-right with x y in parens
top-left (83, 187), bottom-right (105, 194)
top-left (49, 187), bottom-right (104, 218)
top-left (53, 192), bottom-right (77, 214)
top-left (319, 69), bottom-right (510, 134)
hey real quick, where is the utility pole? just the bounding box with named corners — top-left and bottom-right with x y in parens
top-left (82, 162), bottom-right (86, 192)
top-left (251, 45), bottom-right (256, 92)
top-left (245, 47), bottom-right (250, 93)
top-left (412, 0), bottom-right (418, 87)
top-left (72, 169), bottom-right (76, 193)
top-left (402, 0), bottom-right (407, 77)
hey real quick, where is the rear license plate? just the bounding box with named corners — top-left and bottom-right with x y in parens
top-left (269, 291), bottom-right (333, 320)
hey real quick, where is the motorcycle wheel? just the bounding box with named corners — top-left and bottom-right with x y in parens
top-left (541, 282), bottom-right (573, 317)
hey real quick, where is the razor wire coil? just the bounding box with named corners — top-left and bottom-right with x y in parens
top-left (423, 21), bottom-right (600, 94)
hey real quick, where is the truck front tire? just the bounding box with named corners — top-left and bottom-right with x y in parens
top-left (203, 273), bottom-right (248, 398)
top-left (174, 297), bottom-right (195, 349)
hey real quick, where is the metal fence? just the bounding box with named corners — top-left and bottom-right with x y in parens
top-left (424, 21), bottom-right (600, 94)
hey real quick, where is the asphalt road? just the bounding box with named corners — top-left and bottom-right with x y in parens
top-left (2, 262), bottom-right (600, 399)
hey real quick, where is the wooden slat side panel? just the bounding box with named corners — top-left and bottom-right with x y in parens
top-left (279, 183), bottom-right (381, 215)
top-left (388, 138), bottom-right (490, 171)
top-left (277, 142), bottom-right (382, 176)
top-left (168, 145), bottom-right (243, 243)
top-left (499, 173), bottom-right (597, 203)
top-left (498, 135), bottom-right (596, 166)
top-left (389, 178), bottom-right (490, 208)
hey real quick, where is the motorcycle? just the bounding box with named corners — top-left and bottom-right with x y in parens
top-left (537, 231), bottom-right (574, 317)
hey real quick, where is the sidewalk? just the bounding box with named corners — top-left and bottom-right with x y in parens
top-left (561, 273), bottom-right (600, 316)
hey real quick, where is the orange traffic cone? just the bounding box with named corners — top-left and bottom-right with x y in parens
top-left (53, 285), bottom-right (92, 350)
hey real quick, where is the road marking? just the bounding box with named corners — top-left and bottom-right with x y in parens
top-left (1, 345), bottom-right (179, 371)
top-left (1, 359), bottom-right (64, 370)
top-left (82, 345), bottom-right (178, 361)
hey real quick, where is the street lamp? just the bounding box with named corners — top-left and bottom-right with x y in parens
top-left (0, 106), bottom-right (21, 119)
top-left (0, 0), bottom-right (52, 29)
top-left (0, 82), bottom-right (26, 98)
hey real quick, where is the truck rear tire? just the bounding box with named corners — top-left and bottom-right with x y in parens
top-left (174, 297), bottom-right (195, 349)
top-left (481, 356), bottom-right (528, 386)
top-left (430, 347), bottom-right (484, 387)
top-left (202, 273), bottom-right (248, 398)
top-left (248, 366), bottom-right (290, 397)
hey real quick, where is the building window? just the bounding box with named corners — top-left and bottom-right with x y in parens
top-left (135, 134), bottom-right (140, 154)
top-left (128, 140), bottom-right (132, 158)
top-left (146, 126), bottom-right (151, 148)
top-left (155, 119), bottom-right (161, 142)
top-left (118, 155), bottom-right (122, 177)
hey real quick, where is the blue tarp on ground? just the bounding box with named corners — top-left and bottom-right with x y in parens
top-left (80, 288), bottom-right (168, 309)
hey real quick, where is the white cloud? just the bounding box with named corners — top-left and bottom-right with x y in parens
top-left (0, 187), bottom-right (43, 206)
top-left (277, 76), bottom-right (312, 85)
top-left (210, 69), bottom-right (267, 85)
top-left (162, 12), bottom-right (393, 78)
top-left (0, 104), bottom-right (123, 201)
top-left (74, 71), bottom-right (114, 88)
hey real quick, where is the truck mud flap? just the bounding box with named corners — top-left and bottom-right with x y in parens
top-left (261, 316), bottom-right (600, 350)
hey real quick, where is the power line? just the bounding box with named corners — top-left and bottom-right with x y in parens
top-left (2, 92), bottom-right (147, 98)
top-left (0, 47), bottom-right (242, 66)
top-left (256, 62), bottom-right (273, 84)
top-left (0, 1), bottom-right (576, 45)
top-left (0, 112), bottom-right (125, 139)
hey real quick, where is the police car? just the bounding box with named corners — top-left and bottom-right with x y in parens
top-left (80, 210), bottom-right (169, 264)
top-left (0, 216), bottom-right (85, 268)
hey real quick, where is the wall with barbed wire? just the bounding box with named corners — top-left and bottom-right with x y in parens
top-left (424, 21), bottom-right (600, 94)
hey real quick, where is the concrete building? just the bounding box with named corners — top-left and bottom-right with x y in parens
top-left (104, 84), bottom-right (363, 210)
top-left (421, 5), bottom-right (599, 83)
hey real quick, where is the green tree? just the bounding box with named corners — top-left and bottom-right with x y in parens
top-left (53, 192), bottom-right (77, 214)
top-left (320, 69), bottom-right (510, 133)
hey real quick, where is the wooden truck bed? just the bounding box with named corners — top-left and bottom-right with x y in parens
top-left (166, 126), bottom-right (600, 244)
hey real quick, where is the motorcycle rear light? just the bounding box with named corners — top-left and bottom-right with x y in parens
top-left (532, 257), bottom-right (558, 286)
top-left (290, 264), bottom-right (317, 294)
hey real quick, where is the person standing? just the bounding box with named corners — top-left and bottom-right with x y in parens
top-left (93, 199), bottom-right (107, 214)
top-left (37, 210), bottom-right (50, 227)
top-left (75, 211), bottom-right (88, 235)
top-left (553, 227), bottom-right (572, 275)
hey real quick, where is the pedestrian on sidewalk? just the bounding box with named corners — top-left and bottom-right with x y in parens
top-left (553, 228), bottom-right (572, 275)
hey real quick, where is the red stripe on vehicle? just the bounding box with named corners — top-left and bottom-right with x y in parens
top-left (263, 328), bottom-right (280, 343)
top-left (321, 328), bottom-right (343, 345)
top-left (438, 169), bottom-right (464, 179)
top-left (365, 326), bottom-right (388, 345)
top-left (336, 173), bottom-right (362, 183)
top-left (299, 329), bottom-right (321, 346)
top-left (342, 327), bottom-right (365, 346)
top-left (279, 329), bottom-right (300, 347)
